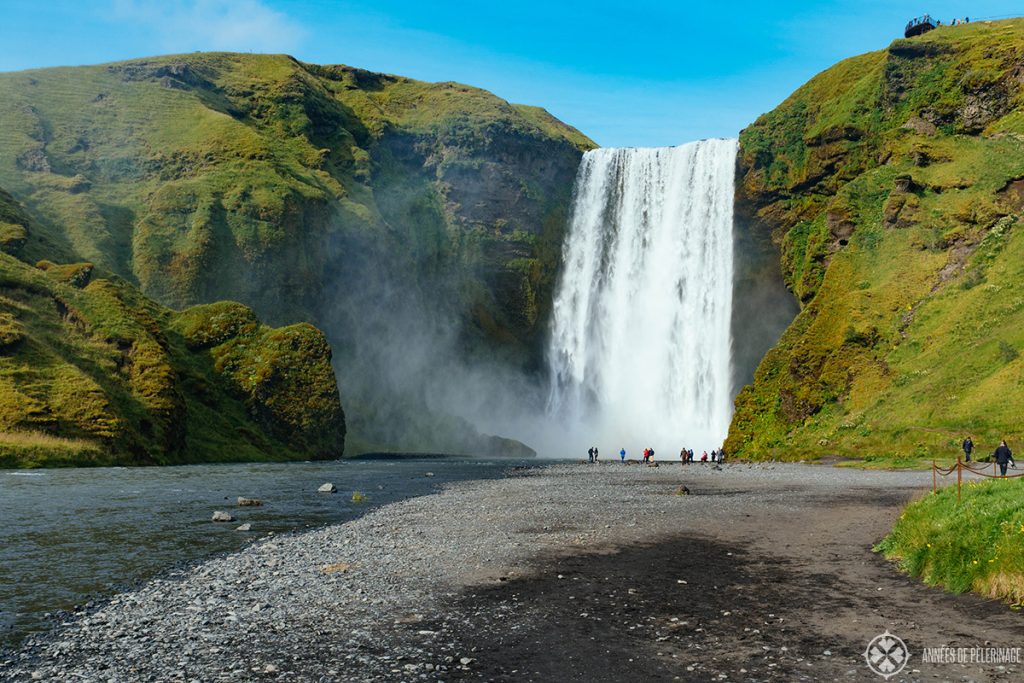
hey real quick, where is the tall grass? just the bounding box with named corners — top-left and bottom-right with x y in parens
top-left (0, 430), bottom-right (105, 468)
top-left (876, 477), bottom-right (1024, 607)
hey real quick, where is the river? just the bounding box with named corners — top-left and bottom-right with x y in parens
top-left (0, 457), bottom-right (534, 647)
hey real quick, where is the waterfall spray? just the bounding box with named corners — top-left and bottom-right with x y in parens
top-left (547, 138), bottom-right (738, 452)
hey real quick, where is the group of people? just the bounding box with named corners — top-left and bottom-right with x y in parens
top-left (962, 436), bottom-right (1017, 476)
top-left (679, 448), bottom-right (724, 464)
top-left (907, 14), bottom-right (970, 28)
top-left (585, 446), bottom-right (725, 465)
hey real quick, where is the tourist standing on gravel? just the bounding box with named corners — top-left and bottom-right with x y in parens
top-left (588, 447), bottom-right (594, 463)
top-left (593, 446), bottom-right (599, 461)
top-left (994, 440), bottom-right (1016, 476)
top-left (620, 448), bottom-right (626, 462)
top-left (962, 436), bottom-right (974, 462)
top-left (680, 448), bottom-right (687, 463)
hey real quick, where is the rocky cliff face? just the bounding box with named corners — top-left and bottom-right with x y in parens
top-left (0, 53), bottom-right (594, 452)
top-left (0, 190), bottom-right (345, 467)
top-left (0, 54), bottom-right (591, 352)
top-left (727, 18), bottom-right (1024, 461)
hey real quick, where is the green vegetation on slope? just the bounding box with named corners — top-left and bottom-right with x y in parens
top-left (876, 477), bottom-right (1024, 607)
top-left (728, 18), bottom-right (1024, 462)
top-left (0, 190), bottom-right (344, 467)
top-left (0, 53), bottom-right (593, 353)
top-left (0, 52), bottom-right (594, 453)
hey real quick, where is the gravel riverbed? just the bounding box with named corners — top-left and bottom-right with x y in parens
top-left (2, 462), bottom-right (1020, 682)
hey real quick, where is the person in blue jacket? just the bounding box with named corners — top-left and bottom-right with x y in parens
top-left (619, 448), bottom-right (626, 462)
top-left (994, 440), bottom-right (1016, 477)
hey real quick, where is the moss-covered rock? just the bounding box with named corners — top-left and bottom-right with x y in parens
top-left (0, 193), bottom-right (345, 467)
top-left (197, 316), bottom-right (345, 457)
top-left (728, 18), bottom-right (1024, 461)
top-left (172, 301), bottom-right (260, 349)
top-left (36, 260), bottom-right (94, 288)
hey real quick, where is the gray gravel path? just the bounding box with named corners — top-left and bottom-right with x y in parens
top-left (1, 462), bottom-right (1017, 682)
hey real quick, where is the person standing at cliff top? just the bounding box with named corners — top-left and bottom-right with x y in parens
top-left (994, 440), bottom-right (1015, 477)
top-left (962, 436), bottom-right (974, 462)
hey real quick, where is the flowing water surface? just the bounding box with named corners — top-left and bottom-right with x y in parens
top-left (548, 139), bottom-right (738, 450)
top-left (0, 457), bottom-right (533, 647)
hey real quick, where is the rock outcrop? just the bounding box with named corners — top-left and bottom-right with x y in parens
top-left (0, 190), bottom-right (345, 467)
top-left (727, 18), bottom-right (1024, 460)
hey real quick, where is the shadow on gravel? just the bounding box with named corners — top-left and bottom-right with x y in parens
top-left (427, 536), bottom-right (867, 682)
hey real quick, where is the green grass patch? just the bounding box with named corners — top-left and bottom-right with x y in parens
top-left (876, 477), bottom-right (1024, 607)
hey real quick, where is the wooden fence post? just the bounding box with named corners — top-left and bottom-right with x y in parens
top-left (957, 456), bottom-right (962, 503)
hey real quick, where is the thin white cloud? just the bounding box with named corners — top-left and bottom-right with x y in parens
top-left (112, 0), bottom-right (305, 53)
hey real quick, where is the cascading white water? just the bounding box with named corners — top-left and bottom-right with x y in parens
top-left (547, 138), bottom-right (738, 453)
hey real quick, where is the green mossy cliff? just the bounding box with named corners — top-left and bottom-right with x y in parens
top-left (0, 53), bottom-right (593, 357)
top-left (0, 190), bottom-right (344, 467)
top-left (727, 18), bottom-right (1024, 461)
top-left (0, 52), bottom-right (592, 454)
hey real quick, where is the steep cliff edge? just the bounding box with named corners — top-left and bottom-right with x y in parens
top-left (0, 53), bottom-right (592, 357)
top-left (727, 18), bottom-right (1024, 461)
top-left (0, 189), bottom-right (345, 467)
top-left (0, 53), bottom-right (592, 452)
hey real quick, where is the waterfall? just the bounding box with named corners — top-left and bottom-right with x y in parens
top-left (546, 138), bottom-right (738, 453)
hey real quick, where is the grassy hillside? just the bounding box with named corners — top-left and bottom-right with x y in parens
top-left (0, 53), bottom-right (593, 352)
top-left (0, 53), bottom-right (593, 452)
top-left (876, 477), bottom-right (1024, 607)
top-left (727, 18), bottom-right (1024, 461)
top-left (0, 189), bottom-right (344, 467)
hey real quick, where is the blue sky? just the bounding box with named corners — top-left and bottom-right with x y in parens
top-left (1, 1), bottom-right (1020, 146)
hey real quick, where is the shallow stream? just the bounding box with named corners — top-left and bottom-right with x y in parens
top-left (0, 457), bottom-right (531, 646)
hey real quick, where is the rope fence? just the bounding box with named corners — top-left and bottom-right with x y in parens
top-left (932, 457), bottom-right (1024, 502)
